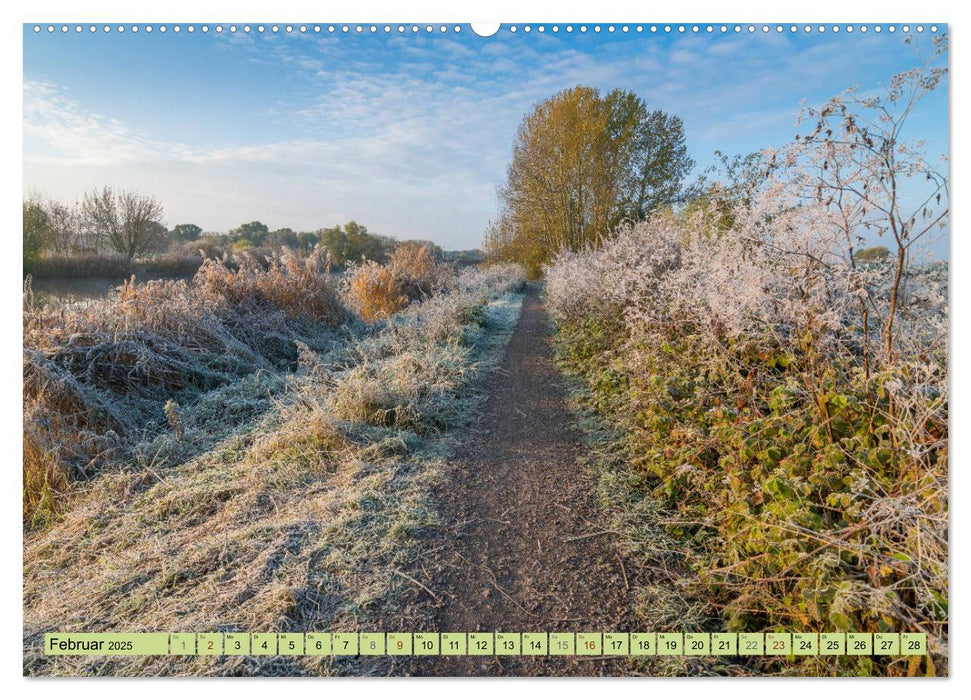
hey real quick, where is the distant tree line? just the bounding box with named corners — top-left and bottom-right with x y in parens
top-left (205, 220), bottom-right (443, 267)
top-left (24, 187), bottom-right (475, 274)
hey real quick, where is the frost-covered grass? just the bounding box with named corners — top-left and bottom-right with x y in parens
top-left (23, 262), bottom-right (526, 676)
top-left (23, 246), bottom-right (349, 524)
top-left (546, 203), bottom-right (947, 676)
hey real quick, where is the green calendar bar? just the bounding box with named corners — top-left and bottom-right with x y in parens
top-left (631, 632), bottom-right (656, 655)
top-left (874, 633), bottom-right (899, 656)
top-left (766, 633), bottom-right (792, 655)
top-left (415, 632), bottom-right (440, 655)
top-left (577, 632), bottom-right (602, 656)
top-left (306, 632), bottom-right (331, 655)
top-left (279, 633), bottom-right (305, 655)
top-left (42, 631), bottom-right (929, 658)
top-left (387, 632), bottom-right (411, 655)
top-left (821, 632), bottom-right (846, 655)
top-left (604, 632), bottom-right (629, 656)
top-left (658, 632), bottom-right (683, 655)
top-left (685, 633), bottom-right (710, 656)
top-left (739, 632), bottom-right (764, 655)
top-left (902, 633), bottom-right (927, 655)
top-left (550, 632), bottom-right (574, 655)
top-left (468, 632), bottom-right (493, 655)
top-left (252, 632), bottom-right (277, 655)
top-left (793, 633), bottom-right (818, 656)
top-left (712, 633), bottom-right (737, 655)
top-left (224, 632), bottom-right (249, 655)
top-left (847, 633), bottom-right (872, 656)
top-left (333, 632), bottom-right (358, 656)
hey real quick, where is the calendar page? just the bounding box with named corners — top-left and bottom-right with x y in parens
top-left (20, 9), bottom-right (949, 682)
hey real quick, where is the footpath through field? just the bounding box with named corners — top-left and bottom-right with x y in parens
top-left (400, 284), bottom-right (644, 676)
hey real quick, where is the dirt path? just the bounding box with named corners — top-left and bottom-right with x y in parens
top-left (399, 285), bottom-right (643, 676)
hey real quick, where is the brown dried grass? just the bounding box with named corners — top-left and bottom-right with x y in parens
top-left (22, 247), bottom-right (347, 525)
top-left (344, 243), bottom-right (454, 322)
top-left (344, 261), bottom-right (408, 322)
top-left (195, 246), bottom-right (345, 325)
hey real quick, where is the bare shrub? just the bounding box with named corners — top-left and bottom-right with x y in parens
top-left (334, 263), bottom-right (525, 430)
top-left (23, 243), bottom-right (524, 527)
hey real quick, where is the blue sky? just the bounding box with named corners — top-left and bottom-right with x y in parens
top-left (23, 24), bottom-right (949, 252)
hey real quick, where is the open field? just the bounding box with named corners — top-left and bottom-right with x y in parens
top-left (24, 251), bottom-right (528, 675)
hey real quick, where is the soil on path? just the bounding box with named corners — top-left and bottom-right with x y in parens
top-left (397, 285), bottom-right (645, 676)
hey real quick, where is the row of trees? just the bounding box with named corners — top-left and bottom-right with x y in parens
top-left (484, 85), bottom-right (693, 276)
top-left (212, 220), bottom-right (442, 266)
top-left (24, 189), bottom-right (457, 269)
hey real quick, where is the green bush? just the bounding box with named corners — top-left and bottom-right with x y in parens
top-left (555, 314), bottom-right (947, 676)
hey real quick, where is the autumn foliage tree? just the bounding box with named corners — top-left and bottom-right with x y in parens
top-left (484, 85), bottom-right (692, 276)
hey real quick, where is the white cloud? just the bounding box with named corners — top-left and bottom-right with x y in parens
top-left (24, 80), bottom-right (175, 166)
